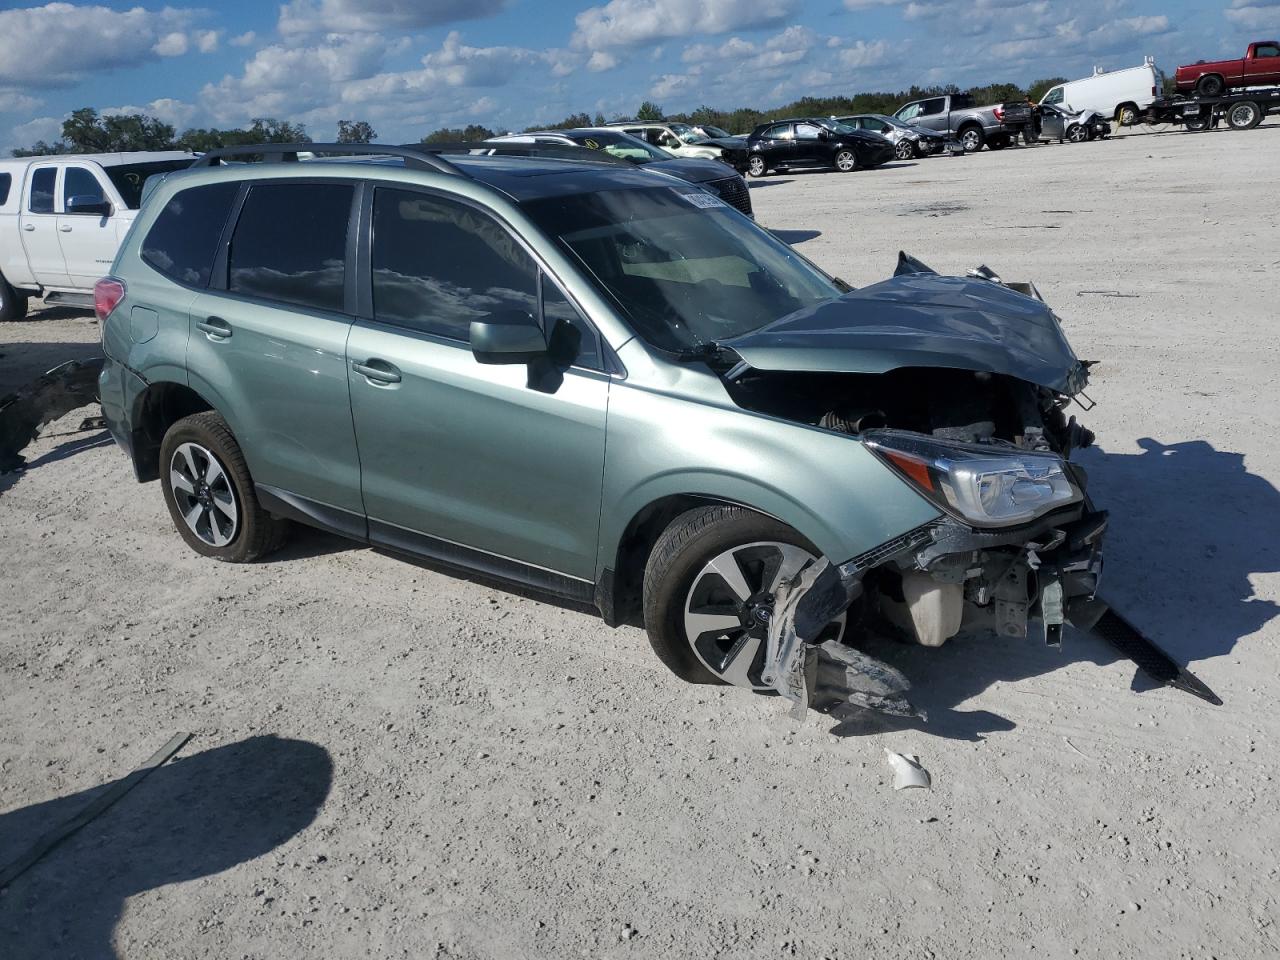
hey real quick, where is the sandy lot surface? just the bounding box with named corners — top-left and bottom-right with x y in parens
top-left (3, 124), bottom-right (1279, 959)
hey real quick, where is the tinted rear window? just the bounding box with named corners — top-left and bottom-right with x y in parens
top-left (142, 181), bottom-right (241, 288)
top-left (104, 160), bottom-right (194, 209)
top-left (229, 182), bottom-right (352, 313)
top-left (29, 168), bottom-right (55, 213)
top-left (0, 173), bottom-right (10, 205)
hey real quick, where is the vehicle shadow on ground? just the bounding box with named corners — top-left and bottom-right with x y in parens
top-left (263, 523), bottom-right (363, 562)
top-left (0, 735), bottom-right (332, 960)
top-left (830, 436), bottom-right (1279, 741)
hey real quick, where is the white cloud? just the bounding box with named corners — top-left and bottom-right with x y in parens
top-left (5, 115), bottom-right (62, 153)
top-left (0, 4), bottom-right (206, 88)
top-left (154, 32), bottom-right (189, 57)
top-left (279, 0), bottom-right (509, 35)
top-left (573, 0), bottom-right (799, 51)
top-left (587, 51), bottom-right (620, 71)
top-left (102, 97), bottom-right (198, 129)
top-left (1224, 1), bottom-right (1280, 28)
top-left (0, 89), bottom-right (43, 114)
top-left (194, 29), bottom-right (221, 54)
top-left (230, 30), bottom-right (257, 47)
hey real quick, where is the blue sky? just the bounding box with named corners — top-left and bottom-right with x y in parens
top-left (0, 0), bottom-right (1271, 152)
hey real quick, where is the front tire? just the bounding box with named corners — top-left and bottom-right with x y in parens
top-left (159, 412), bottom-right (289, 563)
top-left (1116, 103), bottom-right (1138, 126)
top-left (642, 505), bottom-right (845, 688)
top-left (746, 155), bottom-right (768, 177)
top-left (833, 149), bottom-right (857, 172)
top-left (894, 139), bottom-right (914, 161)
top-left (1067, 124), bottom-right (1089, 143)
top-left (0, 273), bottom-right (29, 322)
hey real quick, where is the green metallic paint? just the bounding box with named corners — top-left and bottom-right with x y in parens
top-left (108, 157), bottom-right (946, 600)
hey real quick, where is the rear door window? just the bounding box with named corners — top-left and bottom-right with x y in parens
top-left (28, 167), bottom-right (56, 213)
top-left (142, 180), bottom-right (241, 288)
top-left (919, 98), bottom-right (946, 117)
top-left (228, 181), bottom-right (353, 313)
top-left (370, 188), bottom-right (537, 341)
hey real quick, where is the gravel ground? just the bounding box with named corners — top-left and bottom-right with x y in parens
top-left (2, 124), bottom-right (1279, 959)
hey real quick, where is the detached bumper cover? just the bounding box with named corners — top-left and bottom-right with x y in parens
top-left (0, 358), bottom-right (105, 473)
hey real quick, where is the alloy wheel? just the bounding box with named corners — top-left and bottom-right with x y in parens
top-left (747, 156), bottom-right (766, 177)
top-left (682, 541), bottom-right (845, 689)
top-left (960, 129), bottom-right (982, 152)
top-left (1228, 103), bottom-right (1259, 129)
top-left (835, 150), bottom-right (856, 171)
top-left (169, 441), bottom-right (239, 547)
top-left (895, 139), bottom-right (914, 160)
top-left (1068, 124), bottom-right (1088, 143)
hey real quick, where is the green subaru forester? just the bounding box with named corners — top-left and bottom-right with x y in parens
top-left (97, 142), bottom-right (1116, 716)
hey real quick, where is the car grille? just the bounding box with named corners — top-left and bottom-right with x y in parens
top-left (708, 175), bottom-right (753, 217)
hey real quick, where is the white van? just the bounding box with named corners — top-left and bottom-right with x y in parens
top-left (0, 151), bottom-right (192, 320)
top-left (1040, 57), bottom-right (1165, 125)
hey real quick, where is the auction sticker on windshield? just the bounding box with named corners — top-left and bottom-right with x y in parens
top-left (681, 191), bottom-right (725, 209)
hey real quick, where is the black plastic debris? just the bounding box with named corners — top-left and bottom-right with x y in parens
top-left (0, 357), bottom-right (105, 473)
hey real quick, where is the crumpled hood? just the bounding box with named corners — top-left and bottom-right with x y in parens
top-left (721, 273), bottom-right (1089, 395)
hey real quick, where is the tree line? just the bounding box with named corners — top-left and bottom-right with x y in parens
top-left (13, 78), bottom-right (1083, 156)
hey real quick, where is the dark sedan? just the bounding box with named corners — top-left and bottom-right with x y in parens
top-left (744, 118), bottom-right (896, 177)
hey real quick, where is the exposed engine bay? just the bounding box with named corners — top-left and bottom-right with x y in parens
top-left (714, 253), bottom-right (1220, 717)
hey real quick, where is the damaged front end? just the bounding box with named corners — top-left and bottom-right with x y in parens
top-left (725, 254), bottom-right (1219, 717)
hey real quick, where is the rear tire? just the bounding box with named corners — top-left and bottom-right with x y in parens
top-left (1226, 101), bottom-right (1262, 130)
top-left (958, 125), bottom-right (984, 152)
top-left (642, 505), bottom-right (844, 687)
top-left (987, 135), bottom-right (1009, 150)
top-left (1195, 74), bottom-right (1225, 98)
top-left (159, 411), bottom-right (289, 563)
top-left (0, 273), bottom-right (29, 322)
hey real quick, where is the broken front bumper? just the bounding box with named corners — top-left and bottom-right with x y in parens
top-left (762, 499), bottom-right (1218, 719)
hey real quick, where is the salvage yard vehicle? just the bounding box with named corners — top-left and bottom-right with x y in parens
top-left (744, 118), bottom-right (894, 177)
top-left (834, 114), bottom-right (951, 160)
top-left (1146, 86), bottom-right (1280, 132)
top-left (606, 120), bottom-right (747, 169)
top-left (1175, 40), bottom-right (1280, 97)
top-left (893, 93), bottom-right (1025, 152)
top-left (484, 129), bottom-right (752, 217)
top-left (94, 142), bottom-right (1219, 719)
top-left (1039, 57), bottom-right (1163, 125)
top-left (0, 151), bottom-right (193, 320)
top-left (1033, 103), bottom-right (1112, 143)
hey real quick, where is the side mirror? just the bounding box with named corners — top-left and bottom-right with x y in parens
top-left (470, 310), bottom-right (547, 365)
top-left (66, 195), bottom-right (112, 217)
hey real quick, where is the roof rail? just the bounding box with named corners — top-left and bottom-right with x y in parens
top-left (416, 140), bottom-right (632, 167)
top-left (189, 142), bottom-right (463, 176)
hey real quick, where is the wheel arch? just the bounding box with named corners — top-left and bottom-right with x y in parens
top-left (129, 379), bottom-right (215, 482)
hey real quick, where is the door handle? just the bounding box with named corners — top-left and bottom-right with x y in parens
top-left (59, 224), bottom-right (72, 232)
top-left (23, 223), bottom-right (35, 231)
top-left (196, 316), bottom-right (232, 340)
top-left (352, 359), bottom-right (402, 384)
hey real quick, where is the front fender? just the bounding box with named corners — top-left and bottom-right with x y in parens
top-left (597, 378), bottom-right (941, 576)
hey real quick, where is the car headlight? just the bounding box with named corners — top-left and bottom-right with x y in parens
top-left (863, 429), bottom-right (1082, 528)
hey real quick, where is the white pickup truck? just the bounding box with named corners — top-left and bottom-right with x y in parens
top-left (0, 152), bottom-right (193, 320)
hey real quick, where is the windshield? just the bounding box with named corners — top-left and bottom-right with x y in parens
top-left (698, 125), bottom-right (732, 138)
top-left (523, 187), bottom-right (841, 353)
top-left (817, 119), bottom-right (857, 135)
top-left (562, 130), bottom-right (668, 164)
top-left (105, 160), bottom-right (192, 209)
top-left (668, 122), bottom-right (708, 144)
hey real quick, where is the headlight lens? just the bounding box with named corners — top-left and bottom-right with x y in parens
top-left (863, 429), bottom-right (1081, 527)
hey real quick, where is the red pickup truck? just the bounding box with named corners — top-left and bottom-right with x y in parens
top-left (1176, 41), bottom-right (1280, 97)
